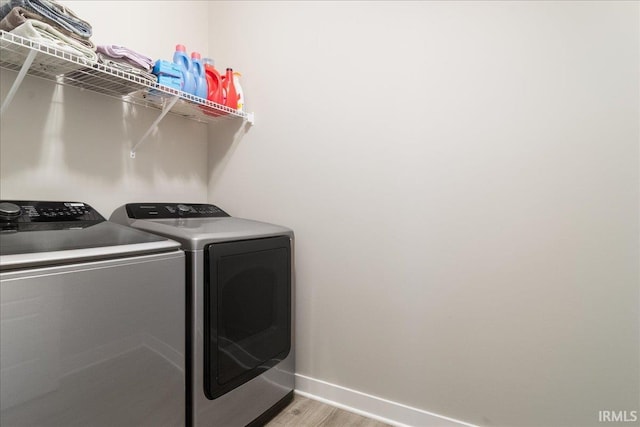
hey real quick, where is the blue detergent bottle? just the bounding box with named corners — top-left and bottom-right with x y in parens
top-left (190, 51), bottom-right (208, 99)
top-left (173, 44), bottom-right (196, 95)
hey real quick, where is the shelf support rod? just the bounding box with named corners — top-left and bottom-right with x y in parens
top-left (130, 95), bottom-right (180, 158)
top-left (1, 49), bottom-right (37, 116)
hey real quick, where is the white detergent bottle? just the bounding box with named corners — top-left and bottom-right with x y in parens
top-left (233, 71), bottom-right (244, 111)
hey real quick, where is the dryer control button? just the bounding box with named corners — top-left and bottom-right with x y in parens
top-left (177, 204), bottom-right (191, 215)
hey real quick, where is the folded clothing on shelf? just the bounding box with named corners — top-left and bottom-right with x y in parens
top-left (0, 6), bottom-right (95, 50)
top-left (0, 0), bottom-right (92, 39)
top-left (97, 45), bottom-right (154, 72)
top-left (97, 53), bottom-right (157, 84)
top-left (10, 20), bottom-right (98, 62)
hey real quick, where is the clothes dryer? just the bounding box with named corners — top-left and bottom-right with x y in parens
top-left (111, 203), bottom-right (294, 427)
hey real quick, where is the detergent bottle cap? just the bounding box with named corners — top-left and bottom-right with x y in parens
top-left (233, 71), bottom-right (242, 77)
top-left (203, 58), bottom-right (215, 66)
top-left (175, 44), bottom-right (186, 52)
top-left (191, 51), bottom-right (201, 60)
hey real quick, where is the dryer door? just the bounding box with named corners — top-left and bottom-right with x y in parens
top-left (204, 236), bottom-right (291, 400)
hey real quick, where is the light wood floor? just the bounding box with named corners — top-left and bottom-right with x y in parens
top-left (266, 394), bottom-right (391, 427)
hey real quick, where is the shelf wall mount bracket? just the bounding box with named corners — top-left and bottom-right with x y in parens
top-left (0, 49), bottom-right (37, 116)
top-left (130, 95), bottom-right (180, 158)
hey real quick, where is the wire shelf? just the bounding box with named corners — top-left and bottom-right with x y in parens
top-left (0, 30), bottom-right (250, 123)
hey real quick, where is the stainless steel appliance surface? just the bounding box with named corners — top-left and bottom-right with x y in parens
top-left (0, 200), bottom-right (186, 427)
top-left (110, 203), bottom-right (295, 427)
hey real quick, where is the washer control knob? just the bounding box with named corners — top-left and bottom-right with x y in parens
top-left (0, 202), bottom-right (21, 221)
top-left (177, 204), bottom-right (191, 215)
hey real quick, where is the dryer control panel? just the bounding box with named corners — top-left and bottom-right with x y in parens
top-left (125, 203), bottom-right (229, 219)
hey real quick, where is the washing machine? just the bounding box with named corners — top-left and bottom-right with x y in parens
top-left (110, 203), bottom-right (294, 427)
top-left (0, 200), bottom-right (186, 427)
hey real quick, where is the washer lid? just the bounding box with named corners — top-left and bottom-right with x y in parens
top-left (0, 200), bottom-right (180, 270)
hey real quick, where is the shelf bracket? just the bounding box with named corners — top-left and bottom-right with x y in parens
top-left (1, 49), bottom-right (37, 116)
top-left (130, 95), bottom-right (180, 158)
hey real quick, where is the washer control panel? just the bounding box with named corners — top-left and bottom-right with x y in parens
top-left (125, 203), bottom-right (229, 219)
top-left (0, 201), bottom-right (105, 232)
top-left (0, 201), bottom-right (104, 223)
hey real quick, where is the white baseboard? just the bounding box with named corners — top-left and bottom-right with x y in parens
top-left (294, 373), bottom-right (479, 427)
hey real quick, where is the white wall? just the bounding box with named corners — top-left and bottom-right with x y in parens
top-left (207, 2), bottom-right (639, 427)
top-left (0, 1), bottom-right (211, 216)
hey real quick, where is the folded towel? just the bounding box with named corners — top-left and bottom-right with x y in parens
top-left (96, 45), bottom-right (154, 72)
top-left (97, 52), bottom-right (157, 84)
top-left (10, 20), bottom-right (97, 62)
top-left (0, 6), bottom-right (95, 50)
top-left (0, 0), bottom-right (91, 38)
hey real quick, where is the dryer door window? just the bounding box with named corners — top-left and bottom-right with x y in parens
top-left (204, 236), bottom-right (291, 400)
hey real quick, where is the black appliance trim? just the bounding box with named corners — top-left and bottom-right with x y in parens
top-left (185, 251), bottom-right (194, 427)
top-left (246, 390), bottom-right (294, 427)
top-left (203, 236), bottom-right (291, 400)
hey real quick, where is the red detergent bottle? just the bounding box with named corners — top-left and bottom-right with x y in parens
top-left (222, 67), bottom-right (238, 110)
top-left (203, 58), bottom-right (223, 104)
